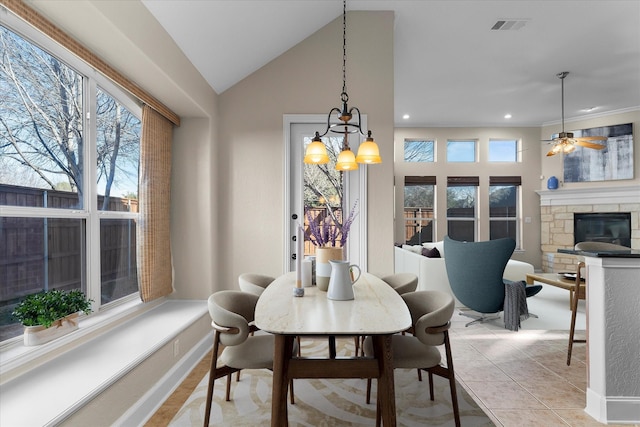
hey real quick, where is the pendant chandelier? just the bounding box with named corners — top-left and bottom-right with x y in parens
top-left (303, 0), bottom-right (382, 171)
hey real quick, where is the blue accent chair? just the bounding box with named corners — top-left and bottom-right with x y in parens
top-left (443, 235), bottom-right (541, 327)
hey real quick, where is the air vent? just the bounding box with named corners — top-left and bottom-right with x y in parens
top-left (491, 19), bottom-right (530, 31)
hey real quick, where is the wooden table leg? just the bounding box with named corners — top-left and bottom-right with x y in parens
top-left (271, 335), bottom-right (294, 427)
top-left (372, 335), bottom-right (396, 426)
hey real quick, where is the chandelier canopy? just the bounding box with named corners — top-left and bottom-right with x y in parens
top-left (303, 0), bottom-right (382, 171)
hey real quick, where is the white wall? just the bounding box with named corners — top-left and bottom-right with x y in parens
top-left (217, 11), bottom-right (395, 287)
top-left (540, 109), bottom-right (640, 191)
top-left (394, 127), bottom-right (543, 268)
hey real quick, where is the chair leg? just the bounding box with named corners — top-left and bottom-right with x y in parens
top-left (417, 368), bottom-right (422, 381)
top-left (567, 291), bottom-right (585, 365)
top-left (225, 373), bottom-right (232, 401)
top-left (204, 333), bottom-right (220, 427)
top-left (289, 379), bottom-right (295, 404)
top-left (366, 378), bottom-right (372, 404)
top-left (428, 370), bottom-right (434, 401)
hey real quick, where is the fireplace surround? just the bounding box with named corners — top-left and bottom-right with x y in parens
top-left (537, 186), bottom-right (639, 272)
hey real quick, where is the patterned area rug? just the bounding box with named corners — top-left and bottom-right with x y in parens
top-left (169, 338), bottom-right (493, 426)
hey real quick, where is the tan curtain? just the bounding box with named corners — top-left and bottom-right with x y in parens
top-left (138, 105), bottom-right (173, 302)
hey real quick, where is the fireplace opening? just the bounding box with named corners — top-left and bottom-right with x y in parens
top-left (574, 213), bottom-right (631, 247)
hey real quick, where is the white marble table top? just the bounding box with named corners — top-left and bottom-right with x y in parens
top-left (255, 271), bottom-right (411, 335)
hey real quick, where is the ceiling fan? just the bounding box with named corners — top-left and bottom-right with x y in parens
top-left (544, 71), bottom-right (607, 156)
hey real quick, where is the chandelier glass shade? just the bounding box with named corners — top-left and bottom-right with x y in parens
top-left (304, 0), bottom-right (382, 171)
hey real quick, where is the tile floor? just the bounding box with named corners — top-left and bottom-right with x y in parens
top-left (149, 285), bottom-right (638, 427)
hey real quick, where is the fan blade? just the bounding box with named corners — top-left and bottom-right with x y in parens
top-left (575, 140), bottom-right (606, 150)
top-left (576, 136), bottom-right (607, 141)
top-left (546, 149), bottom-right (558, 156)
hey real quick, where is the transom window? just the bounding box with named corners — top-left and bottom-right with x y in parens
top-left (447, 140), bottom-right (476, 162)
top-left (489, 139), bottom-right (518, 162)
top-left (404, 139), bottom-right (434, 162)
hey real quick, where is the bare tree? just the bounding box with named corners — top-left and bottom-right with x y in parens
top-left (0, 25), bottom-right (139, 206)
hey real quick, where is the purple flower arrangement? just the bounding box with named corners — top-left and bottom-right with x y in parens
top-left (305, 199), bottom-right (359, 247)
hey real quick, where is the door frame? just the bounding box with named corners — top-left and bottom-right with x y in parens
top-left (283, 114), bottom-right (368, 273)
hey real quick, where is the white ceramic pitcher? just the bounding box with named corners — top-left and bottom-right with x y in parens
top-left (327, 260), bottom-right (361, 301)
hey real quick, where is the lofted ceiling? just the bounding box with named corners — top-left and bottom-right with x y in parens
top-left (141, 0), bottom-right (640, 128)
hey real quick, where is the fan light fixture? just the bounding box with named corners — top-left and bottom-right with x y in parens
top-left (545, 71), bottom-right (607, 157)
top-left (303, 0), bottom-right (382, 171)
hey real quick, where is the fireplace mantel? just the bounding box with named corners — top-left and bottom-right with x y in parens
top-left (536, 185), bottom-right (640, 206)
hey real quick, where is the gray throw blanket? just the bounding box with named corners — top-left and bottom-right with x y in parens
top-left (504, 280), bottom-right (529, 331)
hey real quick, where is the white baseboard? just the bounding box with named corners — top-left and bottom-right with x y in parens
top-left (586, 388), bottom-right (640, 424)
top-left (115, 331), bottom-right (213, 427)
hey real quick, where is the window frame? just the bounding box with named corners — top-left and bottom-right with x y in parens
top-left (488, 139), bottom-right (519, 162)
top-left (446, 177), bottom-right (479, 242)
top-left (446, 140), bottom-right (477, 162)
top-left (403, 139), bottom-right (435, 162)
top-left (403, 176), bottom-right (436, 244)
top-left (1, 14), bottom-right (142, 344)
top-left (489, 176), bottom-right (522, 247)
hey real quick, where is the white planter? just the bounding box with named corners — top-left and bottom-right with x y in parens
top-left (23, 312), bottom-right (79, 346)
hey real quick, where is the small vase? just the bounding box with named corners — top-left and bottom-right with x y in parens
top-left (315, 246), bottom-right (344, 291)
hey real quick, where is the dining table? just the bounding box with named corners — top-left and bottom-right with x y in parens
top-left (255, 271), bottom-right (411, 426)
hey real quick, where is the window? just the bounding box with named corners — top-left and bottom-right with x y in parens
top-left (489, 176), bottom-right (521, 245)
top-left (489, 139), bottom-right (518, 162)
top-left (0, 23), bottom-right (141, 341)
top-left (404, 139), bottom-right (434, 162)
top-left (446, 177), bottom-right (478, 242)
top-left (447, 140), bottom-right (476, 162)
top-left (404, 176), bottom-right (435, 244)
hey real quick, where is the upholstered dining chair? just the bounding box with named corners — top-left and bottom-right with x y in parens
top-left (204, 290), bottom-right (296, 427)
top-left (363, 290), bottom-right (460, 427)
top-left (354, 273), bottom-right (419, 355)
top-left (443, 235), bottom-right (542, 327)
top-left (237, 273), bottom-right (275, 296)
top-left (574, 241), bottom-right (629, 251)
top-left (379, 272), bottom-right (419, 295)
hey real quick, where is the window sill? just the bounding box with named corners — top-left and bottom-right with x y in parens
top-left (1, 296), bottom-right (161, 379)
top-left (0, 299), bottom-right (208, 426)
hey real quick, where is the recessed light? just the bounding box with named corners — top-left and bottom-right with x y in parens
top-left (402, 114), bottom-right (410, 120)
top-left (581, 107), bottom-right (597, 112)
top-left (504, 114), bottom-right (512, 119)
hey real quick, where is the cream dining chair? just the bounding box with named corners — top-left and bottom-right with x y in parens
top-left (364, 290), bottom-right (460, 427)
top-left (237, 273), bottom-right (275, 296)
top-left (203, 290), bottom-right (296, 427)
top-left (354, 273), bottom-right (419, 356)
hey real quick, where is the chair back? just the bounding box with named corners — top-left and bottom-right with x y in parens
top-left (208, 290), bottom-right (258, 346)
top-left (238, 273), bottom-right (275, 296)
top-left (575, 241), bottom-right (629, 251)
top-left (443, 235), bottom-right (515, 313)
top-left (403, 290), bottom-right (454, 346)
top-left (381, 273), bottom-right (419, 295)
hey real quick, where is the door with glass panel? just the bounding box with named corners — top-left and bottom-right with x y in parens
top-left (286, 118), bottom-right (366, 273)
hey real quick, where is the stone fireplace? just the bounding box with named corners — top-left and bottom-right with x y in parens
top-left (537, 186), bottom-right (640, 273)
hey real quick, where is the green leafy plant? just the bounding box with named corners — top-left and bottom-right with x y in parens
top-left (12, 289), bottom-right (93, 328)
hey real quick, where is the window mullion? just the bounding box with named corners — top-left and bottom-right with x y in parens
top-left (86, 78), bottom-right (101, 309)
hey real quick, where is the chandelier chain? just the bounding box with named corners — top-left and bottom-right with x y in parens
top-left (341, 0), bottom-right (347, 100)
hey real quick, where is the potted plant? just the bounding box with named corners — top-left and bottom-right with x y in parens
top-left (12, 289), bottom-right (93, 346)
